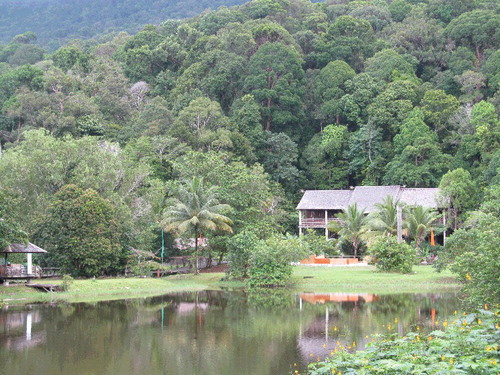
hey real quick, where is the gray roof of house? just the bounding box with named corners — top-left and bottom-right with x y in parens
top-left (398, 188), bottom-right (442, 208)
top-left (296, 190), bottom-right (352, 210)
top-left (348, 185), bottom-right (401, 213)
top-left (0, 242), bottom-right (47, 254)
top-left (297, 186), bottom-right (443, 212)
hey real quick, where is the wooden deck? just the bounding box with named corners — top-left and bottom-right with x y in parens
top-left (300, 218), bottom-right (342, 228)
top-left (26, 283), bottom-right (62, 292)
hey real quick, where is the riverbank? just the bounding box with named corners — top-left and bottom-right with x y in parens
top-left (0, 265), bottom-right (460, 306)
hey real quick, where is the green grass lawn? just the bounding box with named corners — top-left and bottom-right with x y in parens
top-left (292, 265), bottom-right (460, 294)
top-left (0, 265), bottom-right (460, 306)
top-left (0, 273), bottom-right (240, 305)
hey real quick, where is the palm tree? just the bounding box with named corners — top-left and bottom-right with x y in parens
top-left (367, 196), bottom-right (402, 236)
top-left (162, 177), bottom-right (233, 274)
top-left (328, 203), bottom-right (368, 258)
top-left (406, 205), bottom-right (439, 248)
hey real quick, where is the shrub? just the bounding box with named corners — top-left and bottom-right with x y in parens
top-left (61, 274), bottom-right (74, 291)
top-left (226, 230), bottom-right (260, 279)
top-left (302, 229), bottom-right (339, 257)
top-left (129, 260), bottom-right (170, 277)
top-left (247, 234), bottom-right (309, 288)
top-left (369, 236), bottom-right (416, 273)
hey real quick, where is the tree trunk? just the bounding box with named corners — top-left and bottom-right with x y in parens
top-left (266, 97), bottom-right (272, 131)
top-left (194, 226), bottom-right (199, 275)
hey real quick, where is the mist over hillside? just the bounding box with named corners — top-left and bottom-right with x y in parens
top-left (0, 0), bottom-right (248, 49)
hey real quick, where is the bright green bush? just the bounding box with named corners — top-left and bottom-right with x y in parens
top-left (305, 309), bottom-right (500, 375)
top-left (302, 229), bottom-right (339, 257)
top-left (61, 274), bottom-right (74, 291)
top-left (129, 260), bottom-right (170, 277)
top-left (247, 235), bottom-right (309, 288)
top-left (227, 230), bottom-right (260, 279)
top-left (369, 236), bottom-right (416, 273)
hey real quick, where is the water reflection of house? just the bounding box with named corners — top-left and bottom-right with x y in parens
top-left (176, 302), bottom-right (209, 315)
top-left (300, 293), bottom-right (378, 305)
top-left (297, 293), bottom-right (379, 361)
top-left (0, 309), bottom-right (46, 350)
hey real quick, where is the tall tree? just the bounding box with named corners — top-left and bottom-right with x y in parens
top-left (162, 177), bottom-right (233, 274)
top-left (439, 168), bottom-right (478, 230)
top-left (328, 203), bottom-right (368, 258)
top-left (406, 205), bottom-right (439, 249)
top-left (367, 196), bottom-right (401, 237)
top-left (37, 184), bottom-right (123, 277)
top-left (244, 42), bottom-right (304, 132)
top-left (383, 109), bottom-right (451, 187)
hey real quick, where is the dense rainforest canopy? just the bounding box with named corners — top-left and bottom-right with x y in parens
top-left (0, 0), bottom-right (498, 279)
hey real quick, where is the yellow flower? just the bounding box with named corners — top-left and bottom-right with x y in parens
top-left (427, 336), bottom-right (433, 341)
top-left (477, 318), bottom-right (482, 325)
top-left (310, 353), bottom-right (314, 357)
top-left (466, 273), bottom-right (472, 280)
top-left (294, 363), bottom-right (297, 367)
top-left (394, 318), bottom-right (398, 323)
top-left (443, 321), bottom-right (448, 328)
top-left (441, 355), bottom-right (445, 361)
top-left (323, 343), bottom-right (327, 348)
top-left (449, 358), bottom-right (454, 365)
top-left (484, 304), bottom-right (488, 310)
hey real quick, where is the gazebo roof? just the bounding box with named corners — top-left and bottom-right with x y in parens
top-left (0, 242), bottom-right (47, 254)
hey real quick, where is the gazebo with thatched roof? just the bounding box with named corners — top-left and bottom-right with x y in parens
top-left (0, 242), bottom-right (47, 282)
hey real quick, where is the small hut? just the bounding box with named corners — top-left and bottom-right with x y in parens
top-left (0, 242), bottom-right (47, 282)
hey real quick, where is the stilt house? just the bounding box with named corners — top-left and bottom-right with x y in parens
top-left (297, 186), bottom-right (446, 240)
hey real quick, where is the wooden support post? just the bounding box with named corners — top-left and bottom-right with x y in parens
top-left (299, 210), bottom-right (303, 236)
top-left (443, 211), bottom-right (446, 247)
top-left (27, 253), bottom-right (33, 275)
top-left (325, 210), bottom-right (329, 240)
top-left (397, 205), bottom-right (403, 244)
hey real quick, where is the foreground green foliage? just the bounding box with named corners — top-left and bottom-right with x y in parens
top-left (306, 309), bottom-right (500, 375)
top-left (439, 183), bottom-right (500, 306)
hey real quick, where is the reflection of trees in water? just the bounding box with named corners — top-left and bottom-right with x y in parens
top-left (0, 291), bottom-right (462, 375)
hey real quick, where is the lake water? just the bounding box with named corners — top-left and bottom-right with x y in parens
top-left (0, 290), bottom-right (460, 375)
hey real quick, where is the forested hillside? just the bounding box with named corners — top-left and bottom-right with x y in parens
top-left (0, 0), bottom-right (498, 278)
top-left (0, 0), bottom-right (248, 48)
